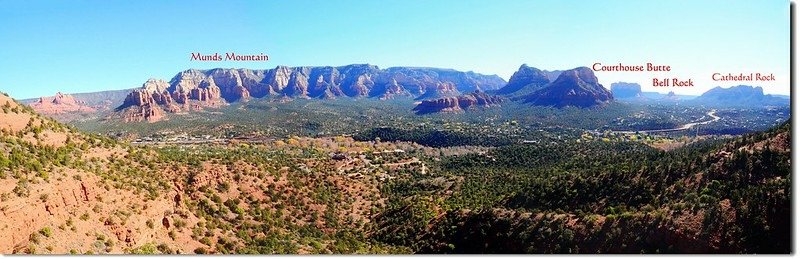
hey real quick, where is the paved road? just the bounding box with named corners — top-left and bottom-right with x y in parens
top-left (612, 110), bottom-right (720, 134)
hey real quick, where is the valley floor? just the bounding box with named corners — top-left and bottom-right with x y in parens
top-left (0, 92), bottom-right (791, 254)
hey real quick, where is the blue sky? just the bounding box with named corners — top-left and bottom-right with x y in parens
top-left (0, 0), bottom-right (789, 99)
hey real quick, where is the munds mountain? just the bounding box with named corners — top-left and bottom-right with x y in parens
top-left (113, 65), bottom-right (506, 122)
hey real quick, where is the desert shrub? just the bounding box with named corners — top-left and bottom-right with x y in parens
top-left (39, 227), bottom-right (52, 238)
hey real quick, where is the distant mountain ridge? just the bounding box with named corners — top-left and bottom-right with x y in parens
top-left (693, 85), bottom-right (788, 107)
top-left (115, 64), bottom-right (507, 122)
top-left (22, 89), bottom-right (132, 109)
top-left (21, 89), bottom-right (133, 119)
top-left (610, 82), bottom-right (642, 99)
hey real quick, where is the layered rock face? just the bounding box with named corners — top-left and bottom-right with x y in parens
top-left (413, 91), bottom-right (503, 114)
top-left (414, 82), bottom-right (460, 100)
top-left (51, 92), bottom-right (77, 105)
top-left (370, 78), bottom-right (412, 100)
top-left (116, 64), bottom-right (506, 122)
top-left (164, 65), bottom-right (502, 100)
top-left (117, 78), bottom-right (223, 122)
top-left (28, 92), bottom-right (96, 114)
top-left (522, 67), bottom-right (613, 108)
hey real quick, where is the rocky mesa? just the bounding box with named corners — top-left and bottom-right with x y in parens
top-left (413, 91), bottom-right (503, 114)
top-left (610, 82), bottom-right (642, 99)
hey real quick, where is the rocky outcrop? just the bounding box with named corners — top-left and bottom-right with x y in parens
top-left (116, 76), bottom-right (225, 122)
top-left (522, 67), bottom-right (613, 108)
top-left (28, 92), bottom-right (96, 114)
top-left (495, 64), bottom-right (551, 95)
top-left (121, 88), bottom-right (178, 109)
top-left (338, 64), bottom-right (381, 97)
top-left (116, 90), bottom-right (168, 122)
top-left (191, 79), bottom-right (223, 101)
top-left (610, 82), bottom-right (642, 99)
top-left (51, 92), bottom-right (77, 105)
top-left (307, 67), bottom-right (344, 98)
top-left (142, 78), bottom-right (170, 93)
top-left (413, 91), bottom-right (503, 114)
top-left (205, 69), bottom-right (258, 101)
top-left (414, 97), bottom-right (462, 114)
top-left (283, 70), bottom-right (311, 97)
